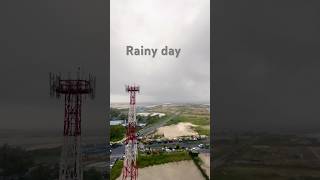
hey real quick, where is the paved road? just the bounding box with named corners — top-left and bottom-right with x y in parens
top-left (112, 113), bottom-right (179, 145)
top-left (138, 113), bottom-right (179, 137)
top-left (110, 144), bottom-right (125, 166)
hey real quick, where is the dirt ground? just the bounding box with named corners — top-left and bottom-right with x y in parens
top-left (155, 122), bottom-right (198, 139)
top-left (117, 160), bottom-right (204, 180)
top-left (199, 153), bottom-right (210, 177)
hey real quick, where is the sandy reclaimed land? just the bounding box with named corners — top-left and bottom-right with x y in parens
top-left (117, 160), bottom-right (204, 180)
top-left (199, 153), bottom-right (210, 177)
top-left (156, 122), bottom-right (198, 139)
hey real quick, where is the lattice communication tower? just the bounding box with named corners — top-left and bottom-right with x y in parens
top-left (122, 85), bottom-right (140, 180)
top-left (49, 69), bottom-right (95, 180)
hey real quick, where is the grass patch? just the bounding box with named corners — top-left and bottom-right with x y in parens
top-left (146, 116), bottom-right (161, 126)
top-left (192, 126), bottom-right (210, 136)
top-left (110, 125), bottom-right (126, 142)
top-left (110, 160), bottom-right (123, 180)
top-left (166, 115), bottom-right (209, 126)
top-left (138, 151), bottom-right (192, 168)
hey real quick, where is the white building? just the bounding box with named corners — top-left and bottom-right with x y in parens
top-left (150, 113), bottom-right (166, 117)
top-left (110, 120), bottom-right (124, 126)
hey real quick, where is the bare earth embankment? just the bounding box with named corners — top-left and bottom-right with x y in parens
top-left (117, 160), bottom-right (204, 180)
top-left (155, 122), bottom-right (198, 139)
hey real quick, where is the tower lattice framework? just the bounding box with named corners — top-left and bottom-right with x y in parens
top-left (122, 85), bottom-right (139, 180)
top-left (49, 70), bottom-right (95, 180)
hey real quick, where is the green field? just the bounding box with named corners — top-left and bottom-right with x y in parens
top-left (138, 151), bottom-right (192, 168)
top-left (110, 160), bottom-right (123, 180)
top-left (192, 126), bottom-right (210, 136)
top-left (166, 115), bottom-right (209, 126)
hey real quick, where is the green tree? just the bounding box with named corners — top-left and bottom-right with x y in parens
top-left (110, 125), bottom-right (126, 142)
top-left (119, 113), bottom-right (127, 120)
top-left (110, 108), bottom-right (121, 119)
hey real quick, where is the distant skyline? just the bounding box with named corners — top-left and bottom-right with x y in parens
top-left (110, 0), bottom-right (210, 103)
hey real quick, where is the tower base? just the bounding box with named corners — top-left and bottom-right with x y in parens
top-left (59, 136), bottom-right (82, 180)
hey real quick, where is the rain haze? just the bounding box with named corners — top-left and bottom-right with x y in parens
top-left (110, 0), bottom-right (210, 103)
top-left (0, 1), bottom-right (107, 132)
top-left (214, 0), bottom-right (320, 133)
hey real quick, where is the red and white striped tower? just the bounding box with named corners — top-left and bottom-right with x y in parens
top-left (122, 85), bottom-right (140, 180)
top-left (49, 70), bottom-right (95, 180)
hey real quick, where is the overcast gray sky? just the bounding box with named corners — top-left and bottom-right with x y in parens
top-left (110, 0), bottom-right (210, 103)
top-left (214, 0), bottom-right (320, 133)
top-left (0, 0), bottom-right (107, 131)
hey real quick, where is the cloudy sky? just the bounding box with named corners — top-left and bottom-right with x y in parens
top-left (110, 0), bottom-right (210, 103)
top-left (0, 0), bottom-right (107, 131)
top-left (214, 0), bottom-right (320, 133)
top-left (3, 0), bottom-right (319, 134)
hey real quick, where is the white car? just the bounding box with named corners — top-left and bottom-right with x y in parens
top-left (192, 147), bottom-right (200, 151)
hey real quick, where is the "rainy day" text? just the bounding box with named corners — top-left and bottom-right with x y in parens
top-left (126, 45), bottom-right (181, 58)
